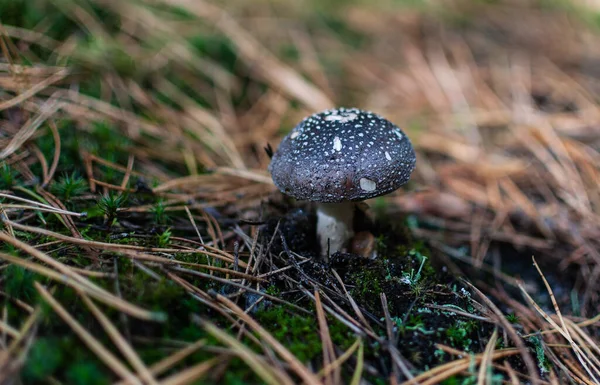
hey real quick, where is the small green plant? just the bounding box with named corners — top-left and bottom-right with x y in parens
top-left (3, 265), bottom-right (36, 301)
top-left (51, 172), bottom-right (88, 200)
top-left (529, 334), bottom-right (551, 374)
top-left (98, 192), bottom-right (127, 228)
top-left (446, 320), bottom-right (477, 350)
top-left (151, 198), bottom-right (169, 225)
top-left (388, 314), bottom-right (435, 335)
top-left (401, 256), bottom-right (428, 286)
top-left (0, 163), bottom-right (19, 189)
top-left (156, 228), bottom-right (172, 248)
top-left (506, 313), bottom-right (520, 323)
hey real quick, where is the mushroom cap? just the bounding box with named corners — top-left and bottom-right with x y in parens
top-left (268, 107), bottom-right (416, 203)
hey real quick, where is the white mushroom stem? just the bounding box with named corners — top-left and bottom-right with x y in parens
top-left (316, 201), bottom-right (355, 258)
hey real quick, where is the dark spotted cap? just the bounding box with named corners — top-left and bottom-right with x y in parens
top-left (268, 107), bottom-right (416, 203)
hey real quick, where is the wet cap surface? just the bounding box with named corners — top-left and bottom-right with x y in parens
top-left (268, 107), bottom-right (416, 203)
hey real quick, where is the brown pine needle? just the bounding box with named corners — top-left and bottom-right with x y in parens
top-left (42, 119), bottom-right (61, 186)
top-left (519, 257), bottom-right (600, 383)
top-left (78, 292), bottom-right (158, 385)
top-left (315, 290), bottom-right (337, 385)
top-left (317, 338), bottom-right (361, 379)
top-left (5, 220), bottom-right (243, 267)
top-left (462, 280), bottom-right (541, 385)
top-left (0, 319), bottom-right (20, 339)
top-left (0, 249), bottom-right (163, 322)
top-left (34, 282), bottom-right (142, 384)
top-left (212, 292), bottom-right (322, 385)
top-left (403, 348), bottom-right (520, 385)
top-left (477, 328), bottom-right (498, 385)
top-left (158, 357), bottom-right (220, 385)
top-left (115, 339), bottom-right (208, 385)
top-left (349, 339), bottom-right (364, 385)
top-left (0, 68), bottom-right (68, 112)
top-left (200, 319), bottom-right (287, 385)
top-left (0, 192), bottom-right (86, 216)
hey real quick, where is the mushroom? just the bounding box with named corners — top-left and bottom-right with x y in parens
top-left (268, 107), bottom-right (416, 258)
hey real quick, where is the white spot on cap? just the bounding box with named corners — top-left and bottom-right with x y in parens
top-left (333, 137), bottom-right (342, 152)
top-left (394, 129), bottom-right (403, 140)
top-left (290, 131), bottom-right (300, 139)
top-left (385, 151), bottom-right (392, 161)
top-left (360, 178), bottom-right (377, 192)
top-left (325, 112), bottom-right (358, 123)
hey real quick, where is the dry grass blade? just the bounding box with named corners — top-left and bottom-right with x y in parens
top-left (350, 339), bottom-right (364, 385)
top-left (0, 68), bottom-right (68, 112)
top-left (462, 280), bottom-right (541, 384)
top-left (477, 328), bottom-right (498, 385)
top-left (158, 357), bottom-right (220, 385)
top-left (0, 319), bottom-right (20, 339)
top-left (0, 192), bottom-right (86, 216)
top-left (5, 220), bottom-right (242, 266)
top-left (78, 292), bottom-right (158, 385)
top-left (315, 290), bottom-right (338, 385)
top-left (0, 305), bottom-right (41, 383)
top-left (42, 119), bottom-right (61, 186)
top-left (403, 348), bottom-right (520, 385)
top-left (199, 319), bottom-right (286, 385)
top-left (0, 245), bottom-right (163, 322)
top-left (212, 292), bottom-right (322, 385)
top-left (519, 257), bottom-right (600, 383)
top-left (0, 97), bottom-right (63, 159)
top-left (1, 203), bottom-right (86, 216)
top-left (317, 338), bottom-right (361, 379)
top-left (115, 340), bottom-right (207, 385)
top-left (34, 282), bottom-right (142, 384)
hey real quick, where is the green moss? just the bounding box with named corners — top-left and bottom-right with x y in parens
top-left (255, 307), bottom-right (323, 362)
top-left (22, 337), bottom-right (63, 382)
top-left (264, 284), bottom-right (280, 296)
top-left (3, 265), bottom-right (36, 302)
top-left (51, 172), bottom-right (88, 201)
top-left (151, 199), bottom-right (170, 225)
top-left (349, 264), bottom-right (384, 309)
top-left (529, 334), bottom-right (551, 374)
top-left (65, 360), bottom-right (109, 385)
top-left (0, 163), bottom-right (20, 189)
top-left (445, 320), bottom-right (478, 351)
top-left (155, 228), bottom-right (173, 248)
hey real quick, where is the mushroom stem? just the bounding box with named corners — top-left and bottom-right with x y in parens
top-left (316, 201), bottom-right (355, 258)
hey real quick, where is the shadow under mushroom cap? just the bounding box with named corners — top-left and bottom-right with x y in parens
top-left (268, 107), bottom-right (417, 203)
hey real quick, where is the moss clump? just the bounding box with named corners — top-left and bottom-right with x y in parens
top-left (3, 265), bottom-right (37, 302)
top-left (348, 264), bottom-right (385, 310)
top-left (21, 334), bottom-right (110, 384)
top-left (256, 305), bottom-right (356, 358)
top-left (445, 320), bottom-right (478, 351)
top-left (255, 306), bottom-right (324, 363)
top-left (21, 337), bottom-right (63, 382)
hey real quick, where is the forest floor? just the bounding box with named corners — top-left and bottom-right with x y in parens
top-left (1, 0), bottom-right (600, 384)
